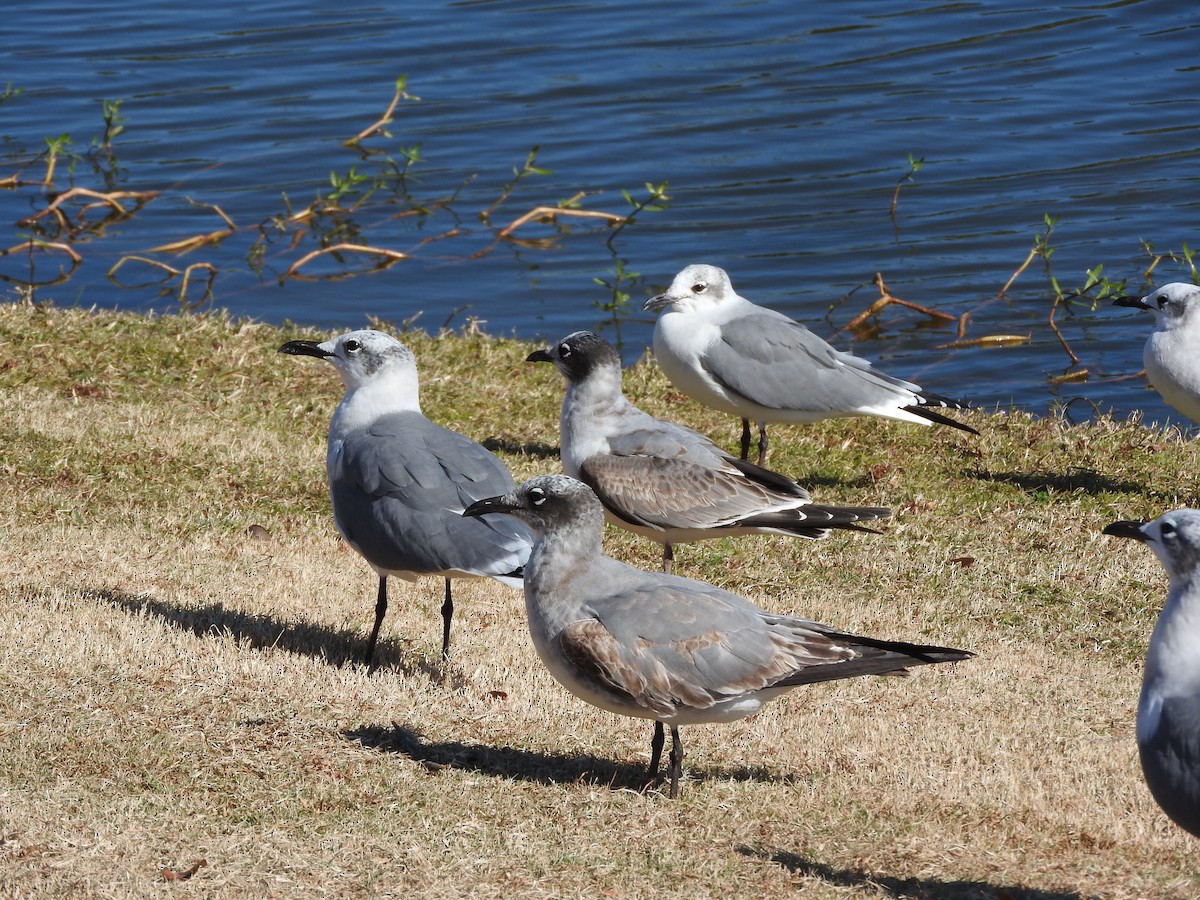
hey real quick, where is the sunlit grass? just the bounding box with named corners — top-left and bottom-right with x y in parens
top-left (1, 297), bottom-right (1198, 897)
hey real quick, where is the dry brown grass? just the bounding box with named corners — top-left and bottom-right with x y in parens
top-left (1, 299), bottom-right (1197, 898)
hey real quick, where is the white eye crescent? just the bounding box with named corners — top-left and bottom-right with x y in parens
top-left (529, 488), bottom-right (547, 506)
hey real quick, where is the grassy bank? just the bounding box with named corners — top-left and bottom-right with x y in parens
top-left (0, 298), bottom-right (1197, 898)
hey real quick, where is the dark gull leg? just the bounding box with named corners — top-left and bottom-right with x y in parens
top-left (647, 721), bottom-right (665, 787)
top-left (756, 421), bottom-right (769, 468)
top-left (668, 725), bottom-right (684, 799)
top-left (662, 542), bottom-right (674, 575)
top-left (739, 418), bottom-right (752, 461)
top-left (364, 575), bottom-right (388, 669)
top-left (440, 577), bottom-right (453, 660)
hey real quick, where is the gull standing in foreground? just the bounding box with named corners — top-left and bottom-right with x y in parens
top-left (1104, 510), bottom-right (1200, 839)
top-left (643, 264), bottom-right (977, 466)
top-left (1113, 283), bottom-right (1200, 423)
top-left (527, 331), bottom-right (890, 571)
top-left (465, 474), bottom-right (972, 798)
top-left (279, 330), bottom-right (533, 669)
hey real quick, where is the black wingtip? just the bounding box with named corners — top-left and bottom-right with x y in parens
top-left (908, 404), bottom-right (980, 435)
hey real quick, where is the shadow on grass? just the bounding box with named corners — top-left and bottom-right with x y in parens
top-left (789, 472), bottom-right (875, 491)
top-left (480, 436), bottom-right (560, 461)
top-left (969, 467), bottom-right (1147, 497)
top-left (736, 846), bottom-right (1096, 900)
top-left (344, 721), bottom-right (785, 794)
top-left (84, 586), bottom-right (435, 678)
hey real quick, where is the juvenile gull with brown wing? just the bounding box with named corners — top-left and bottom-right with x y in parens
top-left (465, 474), bottom-right (973, 798)
top-left (527, 330), bottom-right (889, 571)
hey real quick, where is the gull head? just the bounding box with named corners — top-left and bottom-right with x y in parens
top-left (1104, 509), bottom-right (1200, 588)
top-left (526, 331), bottom-right (620, 384)
top-left (462, 474), bottom-right (604, 538)
top-left (643, 263), bottom-right (735, 314)
top-left (279, 329), bottom-right (417, 391)
top-left (1114, 283), bottom-right (1200, 333)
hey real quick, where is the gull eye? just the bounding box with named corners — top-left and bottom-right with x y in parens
top-left (529, 487), bottom-right (547, 506)
top-left (559, 342), bottom-right (572, 358)
top-left (1161, 521), bottom-right (1177, 540)
top-left (344, 338), bottom-right (362, 353)
top-left (692, 281), bottom-right (707, 294)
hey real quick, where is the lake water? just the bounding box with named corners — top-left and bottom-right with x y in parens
top-left (3, 1), bottom-right (1199, 427)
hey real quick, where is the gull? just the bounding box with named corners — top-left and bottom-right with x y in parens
top-left (527, 331), bottom-right (890, 571)
top-left (643, 263), bottom-right (977, 466)
top-left (1114, 283), bottom-right (1200, 423)
top-left (1104, 510), bottom-right (1200, 839)
top-left (279, 329), bottom-right (533, 668)
top-left (464, 474), bottom-right (972, 798)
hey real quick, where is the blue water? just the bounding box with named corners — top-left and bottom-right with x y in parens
top-left (2, 1), bottom-right (1199, 425)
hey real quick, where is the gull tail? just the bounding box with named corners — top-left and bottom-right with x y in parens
top-left (775, 630), bottom-right (974, 686)
top-left (741, 503), bottom-right (892, 540)
top-left (906, 392), bottom-right (979, 435)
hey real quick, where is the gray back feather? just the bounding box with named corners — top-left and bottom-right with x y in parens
top-left (332, 411), bottom-right (531, 576)
top-left (704, 313), bottom-right (920, 413)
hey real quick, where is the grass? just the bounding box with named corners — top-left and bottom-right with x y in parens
top-left (0, 297), bottom-right (1198, 898)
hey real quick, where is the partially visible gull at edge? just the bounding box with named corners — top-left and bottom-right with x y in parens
top-left (465, 474), bottom-right (973, 798)
top-left (1114, 283), bottom-right (1200, 424)
top-left (279, 329), bottom-right (533, 669)
top-left (528, 330), bottom-right (890, 571)
top-left (1104, 510), bottom-right (1200, 839)
top-left (643, 263), bottom-right (977, 466)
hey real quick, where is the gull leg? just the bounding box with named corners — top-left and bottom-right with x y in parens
top-left (739, 418), bottom-right (752, 461)
top-left (440, 577), bottom-right (453, 660)
top-left (668, 725), bottom-right (684, 799)
top-left (364, 575), bottom-right (388, 669)
top-left (647, 721), bottom-right (665, 787)
top-left (662, 542), bottom-right (674, 575)
top-left (756, 421), bottom-right (769, 468)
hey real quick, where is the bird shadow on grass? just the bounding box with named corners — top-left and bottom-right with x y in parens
top-left (480, 436), bottom-right (560, 461)
top-left (736, 846), bottom-right (1096, 900)
top-left (794, 472), bottom-right (876, 491)
top-left (84, 586), bottom-right (436, 679)
top-left (968, 467), bottom-right (1151, 499)
top-left (344, 721), bottom-right (784, 793)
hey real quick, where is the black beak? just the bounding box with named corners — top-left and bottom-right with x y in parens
top-left (463, 494), bottom-right (521, 519)
top-left (526, 348), bottom-right (553, 363)
top-left (1112, 295), bottom-right (1153, 311)
top-left (1102, 519), bottom-right (1150, 542)
top-left (642, 292), bottom-right (672, 313)
top-left (278, 339), bottom-right (333, 359)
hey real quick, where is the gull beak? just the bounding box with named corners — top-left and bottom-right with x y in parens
top-left (1102, 519), bottom-right (1150, 542)
top-left (278, 339), bottom-right (334, 359)
top-left (1112, 296), bottom-right (1153, 312)
top-left (463, 493), bottom-right (522, 519)
top-left (525, 348), bottom-right (553, 363)
top-left (642, 292), bottom-right (673, 313)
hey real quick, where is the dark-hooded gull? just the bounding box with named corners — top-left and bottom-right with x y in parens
top-left (643, 264), bottom-right (976, 465)
top-left (279, 329), bottom-right (533, 668)
top-left (1114, 283), bottom-right (1200, 423)
top-left (527, 331), bottom-right (890, 572)
top-left (1104, 510), bottom-right (1200, 839)
top-left (465, 474), bottom-right (973, 798)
